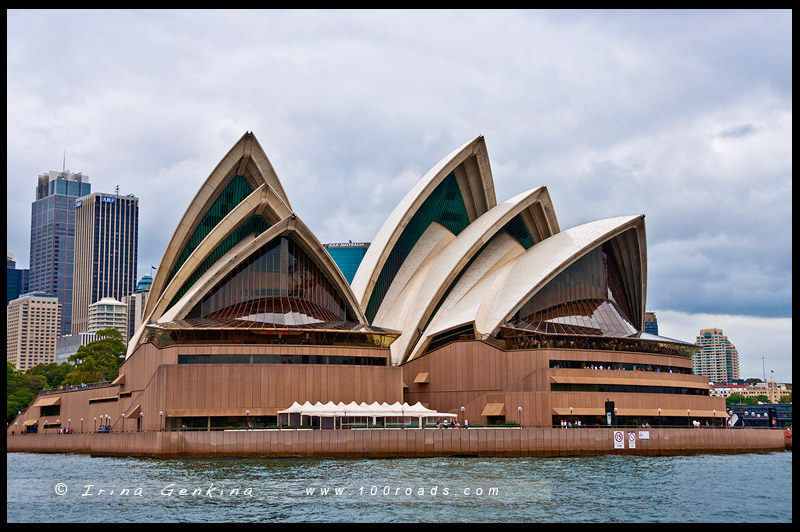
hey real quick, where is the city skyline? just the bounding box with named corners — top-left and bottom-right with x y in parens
top-left (6, 10), bottom-right (791, 382)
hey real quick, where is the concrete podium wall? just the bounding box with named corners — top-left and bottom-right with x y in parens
top-left (7, 427), bottom-right (785, 458)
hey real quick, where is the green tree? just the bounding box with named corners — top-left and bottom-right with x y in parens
top-left (27, 362), bottom-right (73, 389)
top-left (778, 393), bottom-right (792, 404)
top-left (754, 394), bottom-right (770, 403)
top-left (7, 362), bottom-right (46, 422)
top-left (65, 328), bottom-right (126, 385)
top-left (726, 393), bottom-right (757, 405)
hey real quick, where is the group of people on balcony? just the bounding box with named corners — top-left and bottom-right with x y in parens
top-left (508, 334), bottom-right (692, 358)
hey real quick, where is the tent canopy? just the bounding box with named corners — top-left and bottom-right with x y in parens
top-left (278, 401), bottom-right (457, 418)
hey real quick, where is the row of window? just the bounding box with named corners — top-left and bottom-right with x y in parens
top-left (177, 354), bottom-right (388, 366)
top-left (549, 360), bottom-right (691, 374)
top-left (551, 384), bottom-right (709, 395)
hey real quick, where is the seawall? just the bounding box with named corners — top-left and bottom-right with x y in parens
top-left (7, 427), bottom-right (786, 458)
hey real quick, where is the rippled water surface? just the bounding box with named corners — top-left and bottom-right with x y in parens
top-left (6, 451), bottom-right (791, 522)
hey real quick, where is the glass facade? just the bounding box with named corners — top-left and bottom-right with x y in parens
top-left (188, 235), bottom-right (358, 324)
top-left (178, 354), bottom-right (387, 366)
top-left (7, 267), bottom-right (29, 305)
top-left (366, 172), bottom-right (470, 322)
top-left (71, 193), bottom-right (139, 335)
top-left (511, 243), bottom-right (636, 337)
top-left (30, 172), bottom-right (90, 336)
top-left (169, 214), bottom-right (271, 307)
top-left (324, 244), bottom-right (369, 284)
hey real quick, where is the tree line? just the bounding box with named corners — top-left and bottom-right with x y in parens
top-left (6, 328), bottom-right (126, 423)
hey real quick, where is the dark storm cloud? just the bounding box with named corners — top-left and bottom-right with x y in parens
top-left (6, 9), bottom-right (791, 379)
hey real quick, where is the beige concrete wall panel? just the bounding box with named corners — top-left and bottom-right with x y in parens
top-left (10, 427), bottom-right (785, 457)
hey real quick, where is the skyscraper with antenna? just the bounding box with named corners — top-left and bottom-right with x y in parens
top-left (29, 169), bottom-right (91, 336)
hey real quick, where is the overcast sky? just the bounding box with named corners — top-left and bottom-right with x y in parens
top-left (7, 10), bottom-right (792, 382)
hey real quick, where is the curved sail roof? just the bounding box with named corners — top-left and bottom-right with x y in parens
top-left (350, 136), bottom-right (498, 322)
top-left (144, 132), bottom-right (292, 321)
top-left (373, 186), bottom-right (559, 365)
top-left (147, 183), bottom-right (292, 322)
top-left (158, 214), bottom-right (368, 326)
top-left (408, 215), bottom-right (647, 361)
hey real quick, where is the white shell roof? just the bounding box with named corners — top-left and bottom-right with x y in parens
top-left (373, 186), bottom-right (553, 365)
top-left (145, 132), bottom-right (291, 321)
top-left (406, 214), bottom-right (646, 362)
top-left (350, 136), bottom-right (496, 311)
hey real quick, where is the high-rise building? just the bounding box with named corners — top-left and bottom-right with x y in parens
top-left (7, 252), bottom-right (30, 305)
top-left (71, 192), bottom-right (139, 335)
top-left (644, 312), bottom-right (658, 335)
top-left (694, 328), bottom-right (740, 382)
top-left (7, 292), bottom-right (61, 371)
top-left (29, 170), bottom-right (90, 335)
top-left (324, 242), bottom-right (370, 284)
top-left (87, 297), bottom-right (128, 342)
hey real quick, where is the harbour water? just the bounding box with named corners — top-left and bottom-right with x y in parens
top-left (6, 451), bottom-right (791, 522)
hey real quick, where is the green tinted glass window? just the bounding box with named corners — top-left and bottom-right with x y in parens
top-left (365, 172), bottom-right (470, 322)
top-left (167, 175), bottom-right (253, 287)
top-left (169, 215), bottom-right (271, 307)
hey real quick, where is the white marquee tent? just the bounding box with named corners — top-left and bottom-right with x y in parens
top-left (278, 401), bottom-right (457, 429)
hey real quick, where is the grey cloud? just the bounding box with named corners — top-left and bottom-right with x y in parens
top-left (718, 123), bottom-right (757, 138)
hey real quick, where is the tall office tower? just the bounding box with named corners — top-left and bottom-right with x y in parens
top-left (7, 252), bottom-right (30, 305)
top-left (7, 292), bottom-right (61, 371)
top-left (694, 328), bottom-right (740, 382)
top-left (122, 274), bottom-right (151, 344)
top-left (644, 312), bottom-right (659, 335)
top-left (323, 242), bottom-right (370, 284)
top-left (29, 170), bottom-right (91, 335)
top-left (87, 297), bottom-right (128, 342)
top-left (71, 192), bottom-right (139, 335)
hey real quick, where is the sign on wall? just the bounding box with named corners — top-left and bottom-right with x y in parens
top-left (638, 431), bottom-right (650, 440)
top-left (614, 430), bottom-right (624, 449)
top-left (628, 432), bottom-right (636, 449)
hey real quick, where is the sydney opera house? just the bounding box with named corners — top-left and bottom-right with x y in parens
top-left (10, 132), bottom-right (731, 440)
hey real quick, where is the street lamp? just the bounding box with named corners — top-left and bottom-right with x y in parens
top-left (68, 419), bottom-right (71, 433)
top-left (570, 406), bottom-right (573, 427)
top-left (94, 417), bottom-right (97, 432)
top-left (687, 408), bottom-right (691, 428)
top-left (122, 413), bottom-right (126, 433)
top-left (81, 418), bottom-right (84, 433)
top-left (246, 410), bottom-right (250, 429)
top-left (518, 406), bottom-right (523, 427)
top-left (140, 412), bottom-right (144, 432)
top-left (460, 406), bottom-right (465, 425)
top-left (713, 410), bottom-right (716, 428)
top-left (614, 407), bottom-right (618, 427)
top-left (159, 411), bottom-right (164, 432)
top-left (658, 408), bottom-right (662, 428)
